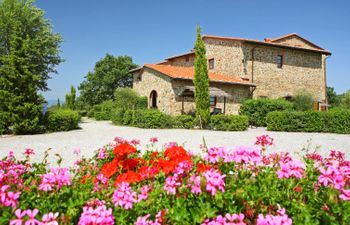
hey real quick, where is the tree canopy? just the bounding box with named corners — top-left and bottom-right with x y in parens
top-left (193, 26), bottom-right (210, 128)
top-left (0, 0), bottom-right (63, 134)
top-left (78, 54), bottom-right (138, 107)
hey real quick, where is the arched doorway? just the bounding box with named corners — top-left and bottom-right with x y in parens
top-left (149, 90), bottom-right (158, 108)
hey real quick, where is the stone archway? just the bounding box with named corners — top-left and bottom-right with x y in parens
top-left (149, 90), bottom-right (158, 108)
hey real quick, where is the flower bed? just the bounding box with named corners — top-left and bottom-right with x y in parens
top-left (0, 135), bottom-right (349, 224)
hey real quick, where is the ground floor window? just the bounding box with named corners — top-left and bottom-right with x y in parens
top-left (210, 96), bottom-right (217, 107)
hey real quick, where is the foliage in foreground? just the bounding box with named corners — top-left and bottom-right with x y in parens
top-left (266, 108), bottom-right (350, 134)
top-left (1, 135), bottom-right (350, 224)
top-left (0, 0), bottom-right (63, 135)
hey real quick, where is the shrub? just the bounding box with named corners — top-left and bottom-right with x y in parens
top-left (291, 92), bottom-right (314, 111)
top-left (45, 109), bottom-right (80, 132)
top-left (172, 115), bottom-right (194, 129)
top-left (89, 100), bottom-right (114, 120)
top-left (123, 109), bottom-right (173, 128)
top-left (12, 102), bottom-right (45, 134)
top-left (340, 90), bottom-right (350, 109)
top-left (239, 98), bottom-right (293, 127)
top-left (210, 114), bottom-right (249, 131)
top-left (114, 88), bottom-right (147, 110)
top-left (0, 111), bottom-right (11, 135)
top-left (267, 109), bottom-right (350, 134)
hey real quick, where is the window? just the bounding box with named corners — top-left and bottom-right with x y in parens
top-left (137, 74), bottom-right (142, 82)
top-left (277, 55), bottom-right (283, 68)
top-left (185, 56), bottom-right (189, 62)
top-left (209, 58), bottom-right (214, 69)
top-left (210, 96), bottom-right (217, 106)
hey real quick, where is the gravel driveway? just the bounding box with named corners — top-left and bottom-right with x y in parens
top-left (1, 118), bottom-right (349, 167)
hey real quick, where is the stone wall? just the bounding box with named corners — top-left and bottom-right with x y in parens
top-left (166, 54), bottom-right (195, 67)
top-left (271, 36), bottom-right (320, 50)
top-left (203, 37), bottom-right (327, 101)
top-left (133, 68), bottom-right (251, 116)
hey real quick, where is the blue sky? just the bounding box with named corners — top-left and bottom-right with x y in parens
top-left (36, 0), bottom-right (350, 102)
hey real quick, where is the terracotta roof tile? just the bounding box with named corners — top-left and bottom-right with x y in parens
top-left (144, 64), bottom-right (254, 86)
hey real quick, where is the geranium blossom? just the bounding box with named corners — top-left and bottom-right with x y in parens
top-left (231, 146), bottom-right (262, 164)
top-left (39, 167), bottom-right (72, 191)
top-left (257, 208), bottom-right (292, 225)
top-left (138, 185), bottom-right (152, 202)
top-left (78, 202), bottom-right (114, 225)
top-left (277, 160), bottom-right (304, 179)
top-left (201, 213), bottom-right (246, 225)
top-left (112, 182), bottom-right (137, 209)
top-left (0, 185), bottom-right (21, 208)
top-left (42, 212), bottom-right (59, 225)
top-left (163, 175), bottom-right (181, 195)
top-left (187, 174), bottom-right (202, 194)
top-left (203, 169), bottom-right (225, 196)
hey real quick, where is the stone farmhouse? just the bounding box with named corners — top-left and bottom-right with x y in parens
top-left (131, 33), bottom-right (331, 115)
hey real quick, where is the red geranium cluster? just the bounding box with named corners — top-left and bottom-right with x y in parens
top-left (100, 143), bottom-right (193, 187)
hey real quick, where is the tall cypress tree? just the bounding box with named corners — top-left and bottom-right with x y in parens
top-left (193, 26), bottom-right (210, 128)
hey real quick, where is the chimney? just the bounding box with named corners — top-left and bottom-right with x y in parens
top-left (264, 38), bottom-right (272, 43)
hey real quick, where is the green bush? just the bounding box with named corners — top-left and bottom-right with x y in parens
top-left (123, 109), bottom-right (173, 129)
top-left (12, 102), bottom-right (45, 134)
top-left (78, 110), bottom-right (88, 117)
top-left (210, 114), bottom-right (249, 131)
top-left (173, 115), bottom-right (194, 129)
top-left (267, 109), bottom-right (350, 134)
top-left (45, 109), bottom-right (80, 132)
top-left (88, 100), bottom-right (114, 120)
top-left (239, 98), bottom-right (293, 127)
top-left (291, 92), bottom-right (314, 111)
top-left (114, 88), bottom-right (148, 110)
top-left (111, 108), bottom-right (127, 125)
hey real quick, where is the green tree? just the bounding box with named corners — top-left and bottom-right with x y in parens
top-left (291, 92), bottom-right (314, 111)
top-left (0, 0), bottom-right (63, 134)
top-left (327, 86), bottom-right (340, 107)
top-left (193, 26), bottom-right (210, 128)
top-left (340, 90), bottom-right (350, 109)
top-left (57, 98), bottom-right (61, 108)
top-left (78, 54), bottom-right (138, 107)
top-left (64, 85), bottom-right (76, 109)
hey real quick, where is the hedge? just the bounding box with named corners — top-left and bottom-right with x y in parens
top-left (210, 114), bottom-right (249, 131)
top-left (45, 109), bottom-right (81, 132)
top-left (266, 109), bottom-right (350, 134)
top-left (239, 99), bottom-right (293, 127)
top-left (172, 115), bottom-right (194, 129)
top-left (88, 100), bottom-right (114, 120)
top-left (123, 109), bottom-right (173, 129)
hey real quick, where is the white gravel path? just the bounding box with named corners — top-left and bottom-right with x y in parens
top-left (1, 118), bottom-right (349, 167)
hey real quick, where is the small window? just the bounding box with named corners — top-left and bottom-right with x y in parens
top-left (185, 56), bottom-right (189, 62)
top-left (209, 58), bottom-right (214, 69)
top-left (210, 96), bottom-right (217, 106)
top-left (277, 55), bottom-right (283, 68)
top-left (137, 74), bottom-right (142, 82)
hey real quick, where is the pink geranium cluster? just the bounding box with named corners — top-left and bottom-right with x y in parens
top-left (201, 213), bottom-right (246, 225)
top-left (257, 208), bottom-right (292, 225)
top-left (163, 175), bottom-right (181, 195)
top-left (114, 136), bottom-right (140, 146)
top-left (78, 200), bottom-right (114, 225)
top-left (0, 185), bottom-right (21, 209)
top-left (138, 185), bottom-right (152, 202)
top-left (10, 209), bottom-right (59, 225)
top-left (231, 146), bottom-right (262, 164)
top-left (204, 147), bottom-right (226, 163)
top-left (97, 147), bottom-right (109, 160)
top-left (112, 182), bottom-right (137, 209)
top-left (203, 169), bottom-right (226, 196)
top-left (255, 135), bottom-right (274, 148)
top-left (277, 160), bottom-right (304, 179)
top-left (317, 150), bottom-right (350, 201)
top-left (187, 174), bottom-right (202, 194)
top-left (0, 156), bottom-right (27, 187)
top-left (39, 167), bottom-right (72, 191)
top-left (135, 210), bottom-right (167, 225)
top-left (92, 173), bottom-right (108, 193)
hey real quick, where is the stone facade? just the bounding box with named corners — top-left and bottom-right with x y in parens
top-left (132, 33), bottom-right (329, 115)
top-left (202, 37), bottom-right (327, 101)
top-left (133, 68), bottom-right (251, 116)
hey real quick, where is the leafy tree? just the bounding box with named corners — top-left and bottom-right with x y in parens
top-left (327, 86), bottom-right (340, 107)
top-left (64, 85), bottom-right (76, 109)
top-left (57, 98), bottom-right (61, 108)
top-left (78, 54), bottom-right (138, 106)
top-left (291, 92), bottom-right (314, 111)
top-left (193, 26), bottom-right (210, 128)
top-left (0, 0), bottom-right (63, 134)
top-left (340, 90), bottom-right (350, 109)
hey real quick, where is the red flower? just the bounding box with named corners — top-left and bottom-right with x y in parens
top-left (101, 162), bottom-right (118, 178)
top-left (294, 185), bottom-right (303, 193)
top-left (81, 174), bottom-right (90, 184)
top-left (114, 171), bottom-right (140, 186)
top-left (164, 146), bottom-right (188, 160)
top-left (150, 152), bottom-right (159, 158)
top-left (122, 158), bottom-right (144, 171)
top-left (196, 163), bottom-right (213, 173)
top-left (113, 143), bottom-right (137, 157)
top-left (138, 166), bottom-right (160, 180)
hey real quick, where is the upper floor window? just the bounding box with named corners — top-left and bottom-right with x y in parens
top-left (185, 56), bottom-right (189, 62)
top-left (209, 58), bottom-right (214, 69)
top-left (136, 74), bottom-right (142, 82)
top-left (277, 55), bottom-right (283, 68)
top-left (210, 96), bottom-right (217, 106)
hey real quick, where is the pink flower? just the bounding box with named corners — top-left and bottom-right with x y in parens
top-left (257, 208), bottom-right (292, 225)
top-left (203, 169), bottom-right (225, 196)
top-left (78, 202), bottom-right (114, 225)
top-left (114, 136), bottom-right (128, 144)
top-left (25, 209), bottom-right (40, 225)
top-left (39, 168), bottom-right (71, 191)
top-left (130, 139), bottom-right (141, 146)
top-left (149, 137), bottom-right (158, 143)
top-left (232, 146), bottom-right (262, 164)
top-left (255, 135), bottom-right (274, 147)
top-left (97, 148), bottom-right (109, 160)
top-left (174, 160), bottom-right (192, 176)
top-left (187, 174), bottom-right (202, 195)
top-left (204, 147), bottom-right (225, 163)
top-left (73, 148), bottom-right (81, 155)
top-left (92, 173), bottom-right (109, 193)
top-left (201, 213), bottom-right (246, 225)
top-left (7, 151), bottom-right (15, 159)
top-left (138, 185), bottom-right (152, 202)
top-left (10, 209), bottom-right (26, 225)
top-left (42, 212), bottom-right (59, 225)
top-left (163, 175), bottom-right (181, 195)
top-left (23, 148), bottom-right (34, 156)
top-left (0, 185), bottom-right (21, 209)
top-left (339, 189), bottom-right (350, 201)
top-left (164, 142), bottom-right (177, 149)
top-left (277, 160), bottom-right (304, 179)
top-left (112, 182), bottom-right (137, 209)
